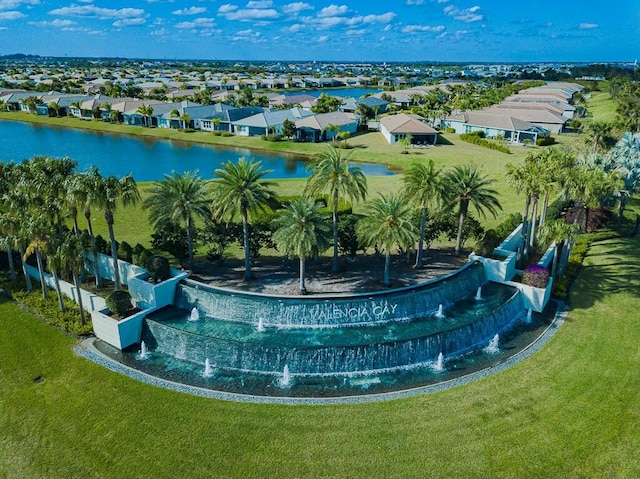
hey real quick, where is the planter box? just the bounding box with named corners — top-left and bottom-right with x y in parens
top-left (127, 268), bottom-right (188, 310)
top-left (91, 307), bottom-right (152, 350)
top-left (504, 277), bottom-right (553, 313)
top-left (468, 250), bottom-right (516, 282)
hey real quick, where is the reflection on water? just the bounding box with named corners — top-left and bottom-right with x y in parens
top-left (0, 119), bottom-right (394, 181)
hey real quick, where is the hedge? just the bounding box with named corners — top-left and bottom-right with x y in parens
top-left (459, 133), bottom-right (511, 154)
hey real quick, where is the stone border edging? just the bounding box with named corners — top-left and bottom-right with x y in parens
top-left (74, 301), bottom-right (568, 405)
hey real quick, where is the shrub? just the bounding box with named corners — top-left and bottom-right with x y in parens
top-left (459, 133), bottom-right (511, 154)
top-left (494, 213), bottom-right (523, 243)
top-left (536, 136), bottom-right (556, 146)
top-left (146, 255), bottom-right (171, 283)
top-left (474, 229), bottom-right (500, 256)
top-left (105, 290), bottom-right (132, 317)
top-left (445, 127), bottom-right (455, 133)
top-left (522, 264), bottom-right (550, 288)
top-left (118, 241), bottom-right (133, 263)
top-left (261, 133), bottom-right (283, 142)
top-left (94, 234), bottom-right (110, 255)
top-left (12, 289), bottom-right (93, 335)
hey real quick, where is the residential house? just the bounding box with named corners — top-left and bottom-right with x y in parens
top-left (481, 106), bottom-right (567, 134)
top-left (233, 107), bottom-right (314, 136)
top-left (442, 110), bottom-right (550, 143)
top-left (379, 113), bottom-right (439, 145)
top-left (294, 111), bottom-right (359, 142)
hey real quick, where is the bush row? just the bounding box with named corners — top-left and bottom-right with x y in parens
top-left (459, 132), bottom-right (511, 154)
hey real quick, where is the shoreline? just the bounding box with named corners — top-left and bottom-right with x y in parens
top-left (0, 111), bottom-right (347, 162)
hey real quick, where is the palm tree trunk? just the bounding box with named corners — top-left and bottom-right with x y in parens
top-left (35, 249), bottom-right (48, 300)
top-left (584, 206), bottom-right (590, 233)
top-left (552, 241), bottom-right (564, 280)
top-left (242, 213), bottom-right (252, 281)
top-left (85, 211), bottom-right (103, 287)
top-left (52, 271), bottom-right (67, 313)
top-left (383, 252), bottom-right (391, 286)
top-left (517, 196), bottom-right (531, 261)
top-left (528, 195), bottom-right (539, 250)
top-left (415, 206), bottom-right (427, 268)
top-left (19, 247), bottom-right (32, 291)
top-left (7, 249), bottom-right (17, 282)
top-left (299, 257), bottom-right (306, 294)
top-left (455, 202), bottom-right (468, 255)
top-left (107, 220), bottom-right (122, 291)
top-left (332, 189), bottom-right (340, 272)
top-left (539, 192), bottom-right (550, 227)
top-left (73, 271), bottom-right (86, 325)
top-left (186, 218), bottom-right (194, 271)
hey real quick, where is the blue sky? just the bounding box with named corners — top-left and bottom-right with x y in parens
top-left (0, 0), bottom-right (637, 62)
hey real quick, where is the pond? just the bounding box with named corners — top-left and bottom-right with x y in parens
top-left (0, 119), bottom-right (394, 181)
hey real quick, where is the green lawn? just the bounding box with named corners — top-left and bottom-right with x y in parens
top-left (2, 211), bottom-right (640, 477)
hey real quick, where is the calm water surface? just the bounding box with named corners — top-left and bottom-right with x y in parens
top-left (0, 119), bottom-right (394, 181)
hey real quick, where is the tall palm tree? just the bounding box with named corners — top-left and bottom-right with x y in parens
top-left (445, 164), bottom-right (502, 255)
top-left (143, 170), bottom-right (210, 270)
top-left (136, 103), bottom-right (154, 127)
top-left (47, 240), bottom-right (68, 313)
top-left (169, 108), bottom-right (180, 129)
top-left (401, 160), bottom-right (443, 268)
top-left (272, 198), bottom-right (331, 294)
top-left (304, 146), bottom-right (367, 272)
top-left (70, 167), bottom-right (104, 286)
top-left (92, 171), bottom-right (141, 290)
top-left (357, 193), bottom-right (417, 286)
top-left (211, 157), bottom-right (276, 281)
top-left (538, 219), bottom-right (580, 280)
top-left (23, 211), bottom-right (53, 300)
top-left (59, 234), bottom-right (88, 325)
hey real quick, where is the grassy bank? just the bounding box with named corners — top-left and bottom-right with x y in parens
top-left (2, 211), bottom-right (640, 477)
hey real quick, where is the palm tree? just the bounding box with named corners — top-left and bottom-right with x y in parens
top-left (538, 219), bottom-right (579, 280)
top-left (445, 164), bottom-right (502, 255)
top-left (23, 211), bottom-right (53, 300)
top-left (92, 172), bottom-right (141, 290)
top-left (180, 112), bottom-right (191, 130)
top-left (304, 146), bottom-right (367, 272)
top-left (136, 103), bottom-right (154, 127)
top-left (401, 160), bottom-right (443, 268)
top-left (211, 157), bottom-right (276, 281)
top-left (71, 167), bottom-right (103, 286)
top-left (143, 170), bottom-right (210, 270)
top-left (47, 240), bottom-right (67, 313)
top-left (169, 108), bottom-right (180, 129)
top-left (58, 234), bottom-right (88, 325)
top-left (585, 121), bottom-right (613, 154)
top-left (357, 193), bottom-right (417, 286)
top-left (272, 198), bottom-right (331, 294)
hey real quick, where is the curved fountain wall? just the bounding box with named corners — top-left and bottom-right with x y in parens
top-left (143, 284), bottom-right (521, 376)
top-left (174, 261), bottom-right (486, 328)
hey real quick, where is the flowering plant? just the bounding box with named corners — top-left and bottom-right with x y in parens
top-left (522, 264), bottom-right (550, 288)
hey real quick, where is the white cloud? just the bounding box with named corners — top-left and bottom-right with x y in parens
top-left (402, 24), bottom-right (445, 33)
top-left (172, 7), bottom-right (206, 15)
top-left (444, 5), bottom-right (483, 23)
top-left (361, 12), bottom-right (395, 24)
top-left (246, 0), bottom-right (272, 7)
top-left (150, 27), bottom-right (169, 36)
top-left (113, 17), bottom-right (146, 27)
top-left (346, 29), bottom-right (366, 36)
top-left (317, 4), bottom-right (348, 18)
top-left (0, 0), bottom-right (39, 9)
top-left (219, 7), bottom-right (278, 21)
top-left (282, 23), bottom-right (303, 32)
top-left (282, 2), bottom-right (313, 15)
top-left (579, 22), bottom-right (598, 29)
top-left (217, 4), bottom-right (238, 14)
top-left (317, 34), bottom-right (328, 42)
top-left (28, 18), bottom-right (76, 27)
top-left (175, 17), bottom-right (216, 28)
top-left (406, 0), bottom-right (423, 4)
top-left (0, 10), bottom-right (23, 19)
top-left (48, 5), bottom-right (146, 20)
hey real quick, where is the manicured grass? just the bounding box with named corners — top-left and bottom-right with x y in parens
top-left (2, 211), bottom-right (640, 477)
top-left (584, 90), bottom-right (618, 123)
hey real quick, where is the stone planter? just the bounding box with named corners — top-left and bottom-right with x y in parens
top-left (90, 307), bottom-right (152, 350)
top-left (127, 268), bottom-right (189, 310)
top-left (504, 276), bottom-right (553, 313)
top-left (469, 250), bottom-right (516, 282)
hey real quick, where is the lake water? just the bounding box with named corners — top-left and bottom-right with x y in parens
top-left (0, 119), bottom-right (394, 181)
